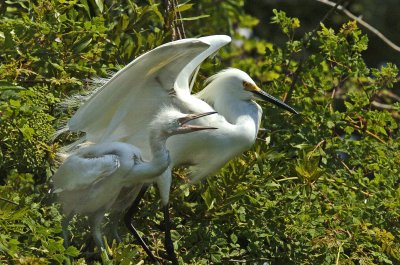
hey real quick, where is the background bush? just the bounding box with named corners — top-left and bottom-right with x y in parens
top-left (1, 0), bottom-right (399, 264)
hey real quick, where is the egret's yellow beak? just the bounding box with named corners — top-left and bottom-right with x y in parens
top-left (243, 81), bottom-right (298, 114)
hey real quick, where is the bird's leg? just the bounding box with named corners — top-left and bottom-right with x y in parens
top-left (109, 214), bottom-right (122, 244)
top-left (61, 213), bottom-right (73, 249)
top-left (62, 213), bottom-right (73, 265)
top-left (163, 203), bottom-right (178, 265)
top-left (124, 185), bottom-right (159, 263)
top-left (89, 212), bottom-right (113, 263)
top-left (156, 168), bottom-right (178, 264)
top-left (124, 185), bottom-right (147, 226)
top-left (89, 212), bottom-right (106, 253)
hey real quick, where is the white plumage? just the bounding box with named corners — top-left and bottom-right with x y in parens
top-left (53, 107), bottom-right (216, 252)
top-left (60, 35), bottom-right (297, 261)
top-left (65, 35), bottom-right (296, 204)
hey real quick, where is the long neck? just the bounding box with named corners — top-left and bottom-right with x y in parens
top-left (217, 93), bottom-right (261, 125)
top-left (133, 130), bottom-right (170, 181)
top-left (215, 96), bottom-right (261, 148)
top-left (198, 82), bottom-right (261, 129)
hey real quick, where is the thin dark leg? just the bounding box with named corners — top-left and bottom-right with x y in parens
top-left (125, 185), bottom-right (148, 223)
top-left (61, 214), bottom-right (72, 249)
top-left (124, 185), bottom-right (158, 263)
top-left (163, 203), bottom-right (178, 265)
top-left (62, 214), bottom-right (73, 265)
top-left (89, 212), bottom-right (106, 251)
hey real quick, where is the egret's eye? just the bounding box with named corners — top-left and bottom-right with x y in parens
top-left (243, 81), bottom-right (255, 91)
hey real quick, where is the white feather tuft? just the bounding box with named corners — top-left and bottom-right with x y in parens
top-left (56, 139), bottom-right (96, 164)
top-left (53, 71), bottom-right (119, 146)
top-left (56, 71), bottom-right (118, 112)
top-left (150, 105), bottom-right (184, 129)
top-left (51, 126), bottom-right (70, 142)
top-left (203, 68), bottom-right (250, 86)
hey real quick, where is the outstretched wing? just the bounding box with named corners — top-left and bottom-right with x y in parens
top-left (52, 154), bottom-right (120, 193)
top-left (68, 35), bottom-right (231, 159)
top-left (175, 35), bottom-right (231, 94)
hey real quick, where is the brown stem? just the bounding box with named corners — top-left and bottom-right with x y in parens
top-left (163, 0), bottom-right (186, 41)
top-left (346, 121), bottom-right (386, 144)
top-left (316, 0), bottom-right (400, 52)
top-left (0, 197), bottom-right (19, 206)
top-left (284, 0), bottom-right (347, 103)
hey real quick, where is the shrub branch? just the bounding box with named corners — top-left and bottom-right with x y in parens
top-left (316, 0), bottom-right (400, 52)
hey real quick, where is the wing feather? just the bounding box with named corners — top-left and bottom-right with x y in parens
top-left (67, 36), bottom-right (231, 159)
top-left (53, 154), bottom-right (120, 193)
top-left (68, 39), bottom-right (209, 140)
top-left (175, 35), bottom-right (231, 94)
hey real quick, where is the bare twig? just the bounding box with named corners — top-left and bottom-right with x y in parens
top-left (339, 159), bottom-right (352, 174)
top-left (307, 139), bottom-right (326, 159)
top-left (380, 89), bottom-right (400, 102)
top-left (276, 176), bottom-right (299, 182)
top-left (316, 0), bottom-right (400, 52)
top-left (0, 197), bottom-right (19, 206)
top-left (371, 100), bottom-right (397, 110)
top-left (226, 258), bottom-right (270, 263)
top-left (345, 121), bottom-right (386, 144)
top-left (324, 173), bottom-right (372, 196)
top-left (173, 0), bottom-right (186, 39)
top-left (256, 137), bottom-right (269, 143)
top-left (284, 0), bottom-right (346, 103)
top-left (335, 243), bottom-right (342, 265)
top-left (164, 0), bottom-right (186, 41)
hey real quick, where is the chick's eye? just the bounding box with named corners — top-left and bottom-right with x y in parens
top-left (177, 117), bottom-right (186, 125)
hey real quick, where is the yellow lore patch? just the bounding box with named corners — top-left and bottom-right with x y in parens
top-left (243, 81), bottom-right (261, 92)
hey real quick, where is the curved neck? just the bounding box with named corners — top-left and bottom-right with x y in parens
top-left (214, 96), bottom-right (262, 148)
top-left (216, 94), bottom-right (261, 127)
top-left (149, 131), bottom-right (170, 174)
top-left (133, 131), bottom-right (170, 180)
top-left (198, 82), bottom-right (261, 128)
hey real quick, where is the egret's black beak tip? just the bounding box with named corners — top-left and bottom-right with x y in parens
top-left (253, 89), bottom-right (298, 115)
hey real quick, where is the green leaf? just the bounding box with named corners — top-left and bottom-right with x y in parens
top-left (3, 30), bottom-right (15, 49)
top-left (327, 120), bottom-right (335, 129)
top-left (20, 125), bottom-right (34, 140)
top-left (65, 246), bottom-right (80, 257)
top-left (73, 37), bottom-right (93, 53)
top-left (201, 187), bottom-right (216, 209)
top-left (230, 233), bottom-right (238, 244)
top-left (9, 99), bottom-right (21, 108)
top-left (176, 3), bottom-right (193, 12)
top-left (78, 0), bottom-right (91, 18)
top-left (95, 0), bottom-right (104, 13)
top-left (179, 15), bottom-right (210, 21)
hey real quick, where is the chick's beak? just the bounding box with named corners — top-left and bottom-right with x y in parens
top-left (249, 84), bottom-right (298, 114)
top-left (179, 111), bottom-right (218, 131)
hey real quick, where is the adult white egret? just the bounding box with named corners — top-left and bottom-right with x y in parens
top-left (63, 35), bottom-right (297, 263)
top-left (53, 107), bottom-right (216, 256)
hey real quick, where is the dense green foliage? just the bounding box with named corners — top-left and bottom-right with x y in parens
top-left (1, 1), bottom-right (399, 264)
top-left (246, 0), bottom-right (400, 67)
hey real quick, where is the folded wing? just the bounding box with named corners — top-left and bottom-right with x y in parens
top-left (53, 154), bottom-right (120, 193)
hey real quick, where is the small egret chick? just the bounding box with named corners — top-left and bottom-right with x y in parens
top-left (52, 107), bottom-right (217, 254)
